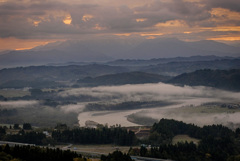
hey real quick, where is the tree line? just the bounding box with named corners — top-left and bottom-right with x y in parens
top-left (0, 144), bottom-right (83, 161)
top-left (52, 126), bottom-right (137, 146)
top-left (0, 125), bottom-right (137, 146)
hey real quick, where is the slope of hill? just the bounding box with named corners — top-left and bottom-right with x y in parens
top-left (143, 59), bottom-right (240, 76)
top-left (106, 55), bottom-right (237, 66)
top-left (77, 72), bottom-right (171, 86)
top-left (168, 69), bottom-right (240, 91)
top-left (0, 43), bottom-right (112, 69)
top-left (124, 38), bottom-right (240, 59)
top-left (0, 56), bottom-right (239, 89)
top-left (0, 64), bottom-right (128, 88)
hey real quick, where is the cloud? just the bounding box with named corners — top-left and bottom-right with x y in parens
top-left (59, 103), bottom-right (86, 113)
top-left (203, 0), bottom-right (240, 12)
top-left (59, 83), bottom-right (240, 104)
top-left (0, 100), bottom-right (39, 109)
top-left (0, 0), bottom-right (240, 46)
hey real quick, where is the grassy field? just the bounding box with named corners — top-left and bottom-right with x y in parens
top-left (172, 135), bottom-right (200, 145)
top-left (0, 89), bottom-right (30, 98)
top-left (71, 144), bottom-right (131, 154)
top-left (56, 144), bottom-right (133, 159)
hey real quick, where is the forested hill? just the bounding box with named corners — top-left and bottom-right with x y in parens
top-left (140, 118), bottom-right (240, 161)
top-left (168, 69), bottom-right (240, 91)
top-left (0, 64), bottom-right (128, 83)
top-left (77, 72), bottom-right (171, 86)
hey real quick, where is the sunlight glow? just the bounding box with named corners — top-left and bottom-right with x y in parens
top-left (136, 18), bottom-right (147, 22)
top-left (140, 33), bottom-right (164, 36)
top-left (63, 15), bottom-right (72, 25)
top-left (94, 24), bottom-right (105, 30)
top-left (15, 47), bottom-right (34, 51)
top-left (33, 21), bottom-right (41, 27)
top-left (211, 8), bottom-right (240, 22)
top-left (208, 37), bottom-right (240, 41)
top-left (114, 33), bottom-right (131, 36)
top-left (155, 20), bottom-right (187, 27)
top-left (82, 14), bottom-right (93, 22)
top-left (0, 37), bottom-right (63, 51)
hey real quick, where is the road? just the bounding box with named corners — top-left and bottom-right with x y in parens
top-left (131, 156), bottom-right (175, 161)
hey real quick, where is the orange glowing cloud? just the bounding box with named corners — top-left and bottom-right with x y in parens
top-left (155, 20), bottom-right (187, 27)
top-left (208, 37), bottom-right (240, 41)
top-left (212, 26), bottom-right (240, 32)
top-left (63, 15), bottom-right (72, 25)
top-left (136, 18), bottom-right (147, 22)
top-left (140, 33), bottom-right (164, 36)
top-left (0, 37), bottom-right (62, 51)
top-left (114, 33), bottom-right (131, 36)
top-left (94, 24), bottom-right (106, 31)
top-left (82, 14), bottom-right (94, 22)
top-left (210, 8), bottom-right (240, 23)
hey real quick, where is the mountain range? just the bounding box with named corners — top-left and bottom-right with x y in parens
top-left (0, 38), bottom-right (240, 69)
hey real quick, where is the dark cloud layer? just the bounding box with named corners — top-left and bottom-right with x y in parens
top-left (204, 0), bottom-right (240, 12)
top-left (0, 0), bottom-right (239, 41)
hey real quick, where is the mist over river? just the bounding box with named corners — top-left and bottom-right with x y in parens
top-left (58, 82), bottom-right (240, 127)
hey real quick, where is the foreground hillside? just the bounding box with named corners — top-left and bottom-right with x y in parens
top-left (168, 69), bottom-right (240, 91)
top-left (1, 119), bottom-right (240, 161)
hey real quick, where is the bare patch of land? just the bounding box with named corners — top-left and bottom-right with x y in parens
top-left (172, 135), bottom-right (200, 145)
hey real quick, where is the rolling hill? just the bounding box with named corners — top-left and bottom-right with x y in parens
top-left (0, 64), bottom-right (128, 88)
top-left (77, 72), bottom-right (171, 86)
top-left (168, 69), bottom-right (240, 91)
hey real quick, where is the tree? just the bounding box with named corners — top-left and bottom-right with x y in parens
top-left (13, 124), bottom-right (20, 130)
top-left (140, 146), bottom-right (147, 156)
top-left (100, 151), bottom-right (133, 161)
top-left (23, 123), bottom-right (32, 130)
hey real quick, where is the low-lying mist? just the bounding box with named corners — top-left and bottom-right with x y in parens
top-left (1, 83), bottom-right (239, 128)
top-left (0, 100), bottom-right (39, 109)
top-left (59, 83), bottom-right (240, 103)
top-left (58, 83), bottom-right (240, 127)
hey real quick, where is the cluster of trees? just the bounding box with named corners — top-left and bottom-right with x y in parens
top-left (0, 126), bottom-right (5, 140)
top-left (52, 127), bottom-right (137, 146)
top-left (100, 151), bottom-right (133, 161)
top-left (135, 142), bottom-right (200, 160)
top-left (1, 124), bottom-right (137, 146)
top-left (0, 144), bottom-right (83, 161)
top-left (4, 131), bottom-right (48, 145)
top-left (132, 119), bottom-right (240, 161)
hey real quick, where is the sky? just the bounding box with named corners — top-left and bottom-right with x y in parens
top-left (0, 0), bottom-right (240, 51)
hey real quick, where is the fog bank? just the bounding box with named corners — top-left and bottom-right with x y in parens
top-left (59, 83), bottom-right (240, 127)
